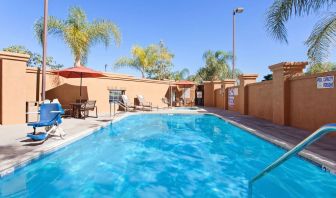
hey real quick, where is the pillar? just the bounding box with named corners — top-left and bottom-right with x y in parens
top-left (203, 81), bottom-right (222, 107)
top-left (238, 74), bottom-right (258, 115)
top-left (0, 51), bottom-right (30, 124)
top-left (269, 62), bottom-right (307, 125)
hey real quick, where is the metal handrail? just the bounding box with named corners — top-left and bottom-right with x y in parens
top-left (248, 123), bottom-right (336, 197)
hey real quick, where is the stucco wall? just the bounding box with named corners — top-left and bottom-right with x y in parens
top-left (24, 68), bottom-right (171, 115)
top-left (203, 83), bottom-right (214, 107)
top-left (214, 89), bottom-right (224, 109)
top-left (289, 71), bottom-right (336, 131)
top-left (247, 81), bottom-right (273, 121)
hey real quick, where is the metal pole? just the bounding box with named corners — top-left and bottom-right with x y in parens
top-left (170, 81), bottom-right (172, 108)
top-left (79, 73), bottom-right (82, 103)
top-left (232, 11), bottom-right (235, 79)
top-left (41, 0), bottom-right (48, 101)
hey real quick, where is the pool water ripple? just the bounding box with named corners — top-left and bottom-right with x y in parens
top-left (0, 114), bottom-right (335, 197)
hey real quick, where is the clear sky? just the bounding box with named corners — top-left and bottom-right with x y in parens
top-left (0, 0), bottom-right (334, 81)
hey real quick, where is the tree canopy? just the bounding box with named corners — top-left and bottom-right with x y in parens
top-left (194, 50), bottom-right (239, 82)
top-left (266, 0), bottom-right (336, 63)
top-left (114, 41), bottom-right (174, 79)
top-left (3, 45), bottom-right (63, 69)
top-left (34, 7), bottom-right (121, 67)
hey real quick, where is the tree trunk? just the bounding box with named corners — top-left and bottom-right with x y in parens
top-left (74, 57), bottom-right (81, 67)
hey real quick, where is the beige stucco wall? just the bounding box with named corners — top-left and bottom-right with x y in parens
top-left (204, 81), bottom-right (222, 107)
top-left (214, 89), bottom-right (224, 109)
top-left (26, 68), bottom-right (171, 114)
top-left (289, 71), bottom-right (336, 131)
top-left (247, 81), bottom-right (273, 121)
top-left (0, 52), bottom-right (30, 124)
top-left (0, 51), bottom-right (177, 124)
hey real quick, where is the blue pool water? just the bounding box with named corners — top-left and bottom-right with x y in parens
top-left (0, 114), bottom-right (335, 197)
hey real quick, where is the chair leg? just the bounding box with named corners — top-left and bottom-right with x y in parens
top-left (95, 107), bottom-right (98, 118)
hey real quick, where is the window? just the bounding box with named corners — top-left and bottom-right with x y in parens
top-left (109, 90), bottom-right (124, 102)
top-left (182, 88), bottom-right (191, 99)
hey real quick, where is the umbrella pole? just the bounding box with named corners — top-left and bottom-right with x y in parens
top-left (80, 73), bottom-right (82, 103)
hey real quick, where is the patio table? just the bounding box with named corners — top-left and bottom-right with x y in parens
top-left (69, 103), bottom-right (84, 118)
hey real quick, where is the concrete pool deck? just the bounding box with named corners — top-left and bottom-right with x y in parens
top-left (0, 108), bottom-right (335, 177)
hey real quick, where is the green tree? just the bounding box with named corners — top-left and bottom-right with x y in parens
top-left (2, 45), bottom-right (32, 55)
top-left (34, 7), bottom-right (121, 67)
top-left (3, 45), bottom-right (63, 69)
top-left (115, 45), bottom-right (158, 78)
top-left (195, 50), bottom-right (238, 82)
top-left (147, 41), bottom-right (174, 80)
top-left (266, 0), bottom-right (336, 63)
top-left (114, 41), bottom-right (174, 79)
top-left (306, 62), bottom-right (336, 74)
top-left (262, 74), bottom-right (273, 81)
top-left (170, 68), bottom-right (190, 81)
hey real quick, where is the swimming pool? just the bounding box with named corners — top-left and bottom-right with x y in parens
top-left (0, 114), bottom-right (335, 197)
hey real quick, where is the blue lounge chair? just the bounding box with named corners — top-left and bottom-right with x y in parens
top-left (27, 103), bottom-right (65, 141)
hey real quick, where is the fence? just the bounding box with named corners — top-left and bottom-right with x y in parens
top-left (205, 62), bottom-right (336, 132)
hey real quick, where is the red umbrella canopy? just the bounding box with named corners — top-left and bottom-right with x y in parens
top-left (52, 66), bottom-right (106, 78)
top-left (175, 80), bottom-right (195, 86)
top-left (52, 66), bottom-right (106, 101)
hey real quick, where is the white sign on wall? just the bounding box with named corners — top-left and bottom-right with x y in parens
top-left (228, 88), bottom-right (235, 106)
top-left (196, 91), bottom-right (202, 99)
top-left (317, 76), bottom-right (334, 89)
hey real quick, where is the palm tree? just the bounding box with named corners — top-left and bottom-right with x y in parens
top-left (114, 41), bottom-right (174, 79)
top-left (171, 68), bottom-right (190, 81)
top-left (196, 50), bottom-right (235, 81)
top-left (34, 7), bottom-right (121, 67)
top-left (266, 0), bottom-right (336, 63)
top-left (114, 45), bottom-right (158, 78)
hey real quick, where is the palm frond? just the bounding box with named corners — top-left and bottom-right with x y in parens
top-left (88, 20), bottom-right (121, 47)
top-left (306, 12), bottom-right (336, 63)
top-left (266, 0), bottom-right (336, 43)
top-left (34, 16), bottom-right (64, 45)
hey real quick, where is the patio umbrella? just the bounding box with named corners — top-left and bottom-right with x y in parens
top-left (175, 80), bottom-right (195, 105)
top-left (52, 66), bottom-right (106, 102)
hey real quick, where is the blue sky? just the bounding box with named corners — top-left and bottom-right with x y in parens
top-left (0, 0), bottom-right (334, 80)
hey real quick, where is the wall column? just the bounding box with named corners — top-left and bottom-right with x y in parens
top-left (238, 74), bottom-right (258, 115)
top-left (222, 79), bottom-right (235, 110)
top-left (203, 81), bottom-right (222, 107)
top-left (0, 51), bottom-right (30, 124)
top-left (269, 62), bottom-right (307, 125)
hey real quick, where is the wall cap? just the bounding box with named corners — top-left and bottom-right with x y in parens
top-left (238, 74), bottom-right (258, 80)
top-left (203, 80), bottom-right (222, 84)
top-left (26, 67), bottom-right (174, 85)
top-left (222, 79), bottom-right (236, 84)
top-left (0, 51), bottom-right (30, 62)
top-left (269, 61), bottom-right (308, 71)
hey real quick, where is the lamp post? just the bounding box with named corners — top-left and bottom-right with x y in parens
top-left (232, 7), bottom-right (244, 79)
top-left (41, 0), bottom-right (48, 102)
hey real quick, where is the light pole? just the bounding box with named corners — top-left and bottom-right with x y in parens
top-left (232, 7), bottom-right (244, 79)
top-left (41, 0), bottom-right (48, 102)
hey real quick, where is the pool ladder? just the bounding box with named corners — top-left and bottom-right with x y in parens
top-left (248, 123), bottom-right (336, 197)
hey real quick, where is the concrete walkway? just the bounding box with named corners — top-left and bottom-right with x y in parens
top-left (204, 107), bottom-right (336, 171)
top-left (0, 108), bottom-right (335, 177)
